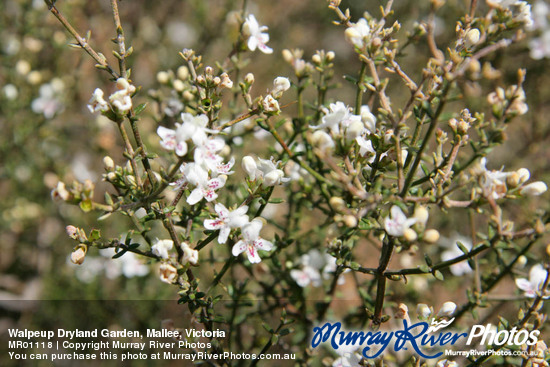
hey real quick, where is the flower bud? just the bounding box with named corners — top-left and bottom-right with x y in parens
top-left (272, 77), bottom-right (291, 98)
top-left (173, 79), bottom-right (185, 92)
top-left (437, 301), bottom-right (457, 318)
top-left (506, 172), bottom-right (520, 188)
top-left (520, 182), bottom-right (547, 196)
top-left (205, 66), bottom-right (213, 75)
top-left (413, 206), bottom-right (429, 225)
top-left (403, 228), bottom-right (418, 242)
top-left (242, 156), bottom-right (258, 180)
top-left (464, 28), bottom-right (480, 48)
top-left (70, 247), bottom-right (86, 265)
top-left (329, 196), bottom-right (346, 211)
top-left (106, 172), bottom-right (117, 181)
top-left (66, 225), bottom-right (78, 239)
top-left (395, 303), bottom-right (409, 319)
top-left (423, 229), bottom-right (440, 244)
top-left (156, 71), bottom-right (170, 84)
top-left (326, 51), bottom-right (335, 61)
top-left (220, 72), bottom-right (233, 89)
top-left (282, 49), bottom-right (293, 63)
top-left (417, 303), bottom-right (432, 319)
top-left (212, 76), bottom-right (221, 86)
top-left (517, 255), bottom-right (527, 268)
top-left (343, 215), bottom-right (357, 228)
top-left (177, 66), bottom-right (189, 80)
top-left (103, 156), bottom-right (115, 171)
top-left (311, 54), bottom-right (321, 65)
top-left (51, 182), bottom-right (70, 201)
top-left (516, 168), bottom-right (530, 184)
top-left (244, 73), bottom-right (255, 84)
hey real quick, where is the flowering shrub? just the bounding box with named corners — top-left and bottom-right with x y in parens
top-left (4, 0), bottom-right (549, 365)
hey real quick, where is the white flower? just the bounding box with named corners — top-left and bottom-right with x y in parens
top-left (232, 219), bottom-right (274, 263)
top-left (290, 249), bottom-right (346, 287)
top-left (204, 203), bottom-right (250, 244)
top-left (530, 30), bottom-right (550, 59)
top-left (31, 80), bottom-right (64, 118)
top-left (151, 239), bottom-right (173, 259)
top-left (360, 105), bottom-right (377, 133)
top-left (242, 156), bottom-right (259, 180)
top-left (311, 102), bottom-right (358, 135)
top-left (311, 130), bottom-right (335, 151)
top-left (417, 303), bottom-right (432, 319)
top-left (272, 76), bottom-right (291, 98)
top-left (159, 263), bottom-right (178, 284)
top-left (109, 78), bottom-right (135, 113)
top-left (257, 158), bottom-right (290, 186)
top-left (520, 181), bottom-right (547, 196)
top-left (243, 14), bottom-right (273, 54)
top-left (436, 302), bottom-right (457, 318)
top-left (181, 163), bottom-right (226, 204)
top-left (157, 113), bottom-right (214, 156)
top-left (87, 88), bottom-right (109, 113)
top-left (478, 157), bottom-right (512, 200)
top-left (262, 95), bottom-right (280, 112)
top-left (355, 135), bottom-right (375, 157)
top-left (384, 206), bottom-right (417, 237)
top-left (181, 243), bottom-right (199, 265)
top-left (194, 137), bottom-right (235, 176)
top-left (290, 266), bottom-right (322, 287)
top-left (345, 18), bottom-right (371, 49)
top-left (440, 234), bottom-right (473, 276)
top-left (242, 156), bottom-right (290, 186)
top-left (516, 264), bottom-right (549, 298)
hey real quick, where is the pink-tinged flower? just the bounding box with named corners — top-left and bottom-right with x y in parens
top-left (194, 137), bottom-right (235, 176)
top-left (384, 206), bottom-right (417, 237)
top-left (516, 264), bottom-right (549, 298)
top-left (157, 112), bottom-right (215, 157)
top-left (182, 163), bottom-right (226, 204)
top-left (204, 203), bottom-right (250, 244)
top-left (232, 219), bottom-right (274, 263)
top-left (87, 88), bottom-right (109, 113)
top-left (242, 14), bottom-right (273, 54)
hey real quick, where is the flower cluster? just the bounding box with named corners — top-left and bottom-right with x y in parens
top-left (476, 157), bottom-right (547, 200)
top-left (87, 77), bottom-right (136, 115)
top-left (290, 249), bottom-right (343, 288)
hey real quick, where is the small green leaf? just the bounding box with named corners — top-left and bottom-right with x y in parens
top-left (134, 103), bottom-right (147, 115)
top-left (433, 270), bottom-right (444, 281)
top-left (112, 249), bottom-right (127, 259)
